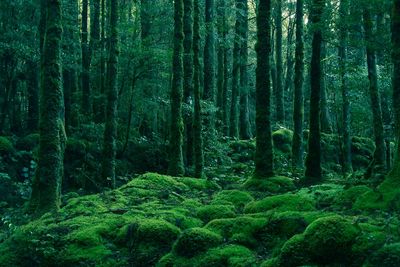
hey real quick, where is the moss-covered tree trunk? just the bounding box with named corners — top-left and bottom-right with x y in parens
top-left (26, 60), bottom-right (39, 132)
top-left (339, 0), bottom-right (353, 174)
top-left (292, 0), bottom-right (304, 169)
top-left (239, 0), bottom-right (251, 140)
top-left (203, 0), bottom-right (216, 130)
top-left (363, 9), bottom-right (387, 171)
top-left (90, 0), bottom-right (101, 93)
top-left (81, 0), bottom-right (91, 115)
top-left (320, 43), bottom-right (333, 134)
top-left (230, 0), bottom-right (242, 139)
top-left (254, 0), bottom-right (274, 178)
top-left (193, 0), bottom-right (204, 178)
top-left (222, 17), bottom-right (230, 137)
top-left (168, 0), bottom-right (185, 177)
top-left (102, 0), bottom-right (119, 188)
top-left (183, 0), bottom-right (194, 169)
top-left (389, 0), bottom-right (400, 178)
top-left (305, 0), bottom-right (325, 183)
top-left (31, 0), bottom-right (64, 215)
top-left (100, 0), bottom-right (106, 95)
top-left (275, 0), bottom-right (284, 124)
top-left (216, 0), bottom-right (224, 129)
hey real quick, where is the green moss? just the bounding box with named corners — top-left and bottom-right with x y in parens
top-left (174, 228), bottom-right (223, 257)
top-left (354, 176), bottom-right (400, 211)
top-left (279, 234), bottom-right (310, 267)
top-left (196, 204), bottom-right (236, 223)
top-left (211, 190), bottom-right (254, 209)
top-left (0, 137), bottom-right (14, 155)
top-left (260, 257), bottom-right (279, 267)
top-left (272, 128), bottom-right (293, 153)
top-left (244, 193), bottom-right (315, 213)
top-left (205, 216), bottom-right (267, 248)
top-left (335, 185), bottom-right (373, 209)
top-left (198, 245), bottom-right (257, 266)
top-left (243, 176), bottom-right (295, 193)
top-left (304, 215), bottom-right (360, 264)
top-left (369, 243), bottom-right (400, 267)
top-left (297, 183), bottom-right (345, 209)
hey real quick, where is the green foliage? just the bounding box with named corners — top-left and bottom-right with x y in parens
top-left (16, 133), bottom-right (39, 151)
top-left (244, 193), bottom-right (316, 213)
top-left (211, 190), bottom-right (254, 209)
top-left (0, 137), bottom-right (14, 155)
top-left (369, 243), bottom-right (400, 267)
top-left (173, 228), bottom-right (223, 257)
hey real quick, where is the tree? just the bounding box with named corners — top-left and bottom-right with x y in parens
top-left (304, 0), bottom-right (325, 182)
top-left (193, 0), bottom-right (204, 178)
top-left (338, 0), bottom-right (353, 174)
top-left (254, 0), bottom-right (274, 178)
top-left (183, 0), bottom-right (194, 169)
top-left (30, 0), bottom-right (64, 214)
top-left (230, 0), bottom-right (242, 139)
top-left (239, 0), bottom-right (251, 139)
top-left (102, 0), bottom-right (119, 188)
top-left (203, 0), bottom-right (216, 130)
top-left (168, 0), bottom-right (185, 176)
top-left (363, 8), bottom-right (387, 172)
top-left (389, 0), bottom-right (400, 178)
top-left (81, 0), bottom-right (91, 115)
top-left (292, 0), bottom-right (305, 169)
top-left (275, 0), bottom-right (284, 124)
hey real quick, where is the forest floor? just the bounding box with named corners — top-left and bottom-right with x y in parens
top-left (1, 130), bottom-right (400, 266)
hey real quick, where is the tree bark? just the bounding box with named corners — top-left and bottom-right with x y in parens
top-left (254, 0), bottom-right (274, 178)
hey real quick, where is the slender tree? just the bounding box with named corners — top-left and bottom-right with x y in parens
top-left (239, 0), bottom-right (251, 139)
top-left (102, 0), bottom-right (119, 187)
top-left (275, 0), bottom-right (284, 124)
top-left (203, 0), bottom-right (216, 130)
top-left (230, 0), bottom-right (242, 138)
top-left (168, 0), bottom-right (185, 176)
top-left (305, 0), bottom-right (325, 182)
top-left (81, 0), bottom-right (91, 115)
top-left (193, 0), bottom-right (204, 178)
top-left (254, 0), bottom-right (274, 178)
top-left (217, 0), bottom-right (225, 129)
top-left (183, 0), bottom-right (194, 168)
top-left (363, 8), bottom-right (387, 171)
top-left (338, 0), bottom-right (353, 174)
top-left (389, 0), bottom-right (400, 177)
top-left (292, 0), bottom-right (304, 169)
top-left (30, 0), bottom-right (64, 214)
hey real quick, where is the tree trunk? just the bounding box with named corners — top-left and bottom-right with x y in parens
top-left (102, 0), bottom-right (119, 188)
top-left (81, 0), bottom-right (91, 115)
top-left (363, 9), bottom-right (387, 171)
top-left (32, 0), bottom-right (64, 215)
top-left (239, 0), bottom-right (251, 139)
top-left (168, 0), bottom-right (185, 176)
top-left (193, 0), bottom-right (204, 178)
top-left (183, 0), bottom-right (194, 169)
top-left (255, 0), bottom-right (274, 178)
top-left (230, 0), bottom-right (241, 139)
top-left (338, 0), bottom-right (353, 174)
top-left (292, 0), bottom-right (305, 169)
top-left (389, 0), bottom-right (400, 178)
top-left (275, 0), bottom-right (284, 124)
top-left (26, 60), bottom-right (39, 132)
top-left (305, 0), bottom-right (325, 183)
top-left (320, 44), bottom-right (333, 134)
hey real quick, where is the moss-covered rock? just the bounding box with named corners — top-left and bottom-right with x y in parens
top-left (211, 190), bottom-right (254, 209)
top-left (368, 243), bottom-right (400, 267)
top-left (196, 205), bottom-right (236, 223)
top-left (272, 128), bottom-right (293, 153)
top-left (126, 219), bottom-right (181, 266)
top-left (205, 216), bottom-right (267, 248)
top-left (279, 234), bottom-right (310, 266)
top-left (174, 228), bottom-right (223, 257)
top-left (244, 193), bottom-right (315, 213)
top-left (198, 245), bottom-right (257, 266)
top-left (297, 183), bottom-right (345, 209)
top-left (335, 185), bottom-right (373, 209)
top-left (243, 176), bottom-right (295, 193)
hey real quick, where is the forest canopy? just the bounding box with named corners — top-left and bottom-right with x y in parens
top-left (0, 0), bottom-right (400, 266)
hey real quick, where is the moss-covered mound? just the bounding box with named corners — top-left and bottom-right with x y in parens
top-left (244, 193), bottom-right (316, 213)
